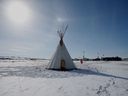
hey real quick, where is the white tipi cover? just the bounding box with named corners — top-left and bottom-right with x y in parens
top-left (47, 32), bottom-right (76, 70)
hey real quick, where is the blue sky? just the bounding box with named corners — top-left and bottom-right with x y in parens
top-left (0, 0), bottom-right (128, 58)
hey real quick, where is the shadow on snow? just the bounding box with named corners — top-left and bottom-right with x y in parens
top-left (0, 66), bottom-right (128, 80)
top-left (74, 68), bottom-right (128, 80)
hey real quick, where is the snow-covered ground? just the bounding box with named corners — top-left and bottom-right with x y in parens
top-left (0, 60), bottom-right (128, 96)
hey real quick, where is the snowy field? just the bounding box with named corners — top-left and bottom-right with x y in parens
top-left (0, 60), bottom-right (128, 96)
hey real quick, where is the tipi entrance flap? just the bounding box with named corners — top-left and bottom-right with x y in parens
top-left (60, 59), bottom-right (66, 70)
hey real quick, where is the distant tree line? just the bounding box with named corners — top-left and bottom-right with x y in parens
top-left (74, 56), bottom-right (122, 61)
top-left (0, 56), bottom-right (46, 60)
top-left (101, 56), bottom-right (122, 61)
top-left (0, 56), bottom-right (124, 61)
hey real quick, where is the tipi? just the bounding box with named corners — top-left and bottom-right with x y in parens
top-left (47, 25), bottom-right (76, 70)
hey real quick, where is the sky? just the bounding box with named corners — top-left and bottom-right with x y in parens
top-left (0, 0), bottom-right (128, 58)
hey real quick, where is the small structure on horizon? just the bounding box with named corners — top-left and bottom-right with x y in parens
top-left (47, 25), bottom-right (76, 71)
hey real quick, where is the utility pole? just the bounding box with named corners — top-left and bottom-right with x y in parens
top-left (97, 52), bottom-right (99, 58)
top-left (83, 50), bottom-right (85, 60)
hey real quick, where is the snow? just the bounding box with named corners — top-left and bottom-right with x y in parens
top-left (0, 60), bottom-right (128, 96)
